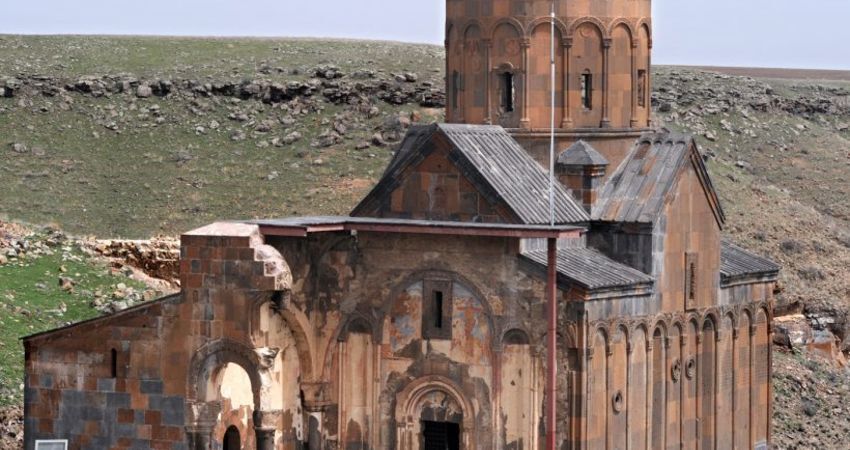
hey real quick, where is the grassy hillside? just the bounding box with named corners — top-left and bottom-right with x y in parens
top-left (2, 36), bottom-right (850, 448)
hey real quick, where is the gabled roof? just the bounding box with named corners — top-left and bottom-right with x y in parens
top-left (593, 131), bottom-right (725, 227)
top-left (720, 240), bottom-right (780, 283)
top-left (557, 140), bottom-right (609, 167)
top-left (521, 247), bottom-right (654, 291)
top-left (352, 123), bottom-right (589, 224)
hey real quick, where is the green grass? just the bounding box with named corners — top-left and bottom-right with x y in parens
top-left (0, 36), bottom-right (446, 238)
top-left (0, 240), bottom-right (147, 406)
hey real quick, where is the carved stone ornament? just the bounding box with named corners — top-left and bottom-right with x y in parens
top-left (685, 357), bottom-right (696, 380)
top-left (671, 358), bottom-right (682, 383)
top-left (612, 390), bottom-right (625, 414)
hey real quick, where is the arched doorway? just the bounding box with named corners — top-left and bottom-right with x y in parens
top-left (223, 426), bottom-right (241, 450)
top-left (395, 376), bottom-right (475, 450)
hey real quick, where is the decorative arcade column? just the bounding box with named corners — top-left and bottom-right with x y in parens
top-left (483, 39), bottom-right (493, 124)
top-left (561, 38), bottom-right (573, 128)
top-left (520, 38), bottom-right (532, 129)
top-left (630, 41), bottom-right (639, 128)
top-left (600, 38), bottom-right (612, 128)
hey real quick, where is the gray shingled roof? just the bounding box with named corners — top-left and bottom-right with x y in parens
top-left (522, 247), bottom-right (654, 290)
top-left (593, 131), bottom-right (725, 226)
top-left (354, 123), bottom-right (589, 224)
top-left (721, 240), bottom-right (780, 282)
top-left (557, 140), bottom-right (609, 166)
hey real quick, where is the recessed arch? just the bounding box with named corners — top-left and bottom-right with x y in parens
top-left (527, 16), bottom-right (568, 38)
top-left (489, 17), bottom-right (526, 40)
top-left (189, 338), bottom-right (263, 410)
top-left (567, 17), bottom-right (609, 40)
top-left (394, 375), bottom-right (477, 449)
top-left (502, 328), bottom-right (531, 346)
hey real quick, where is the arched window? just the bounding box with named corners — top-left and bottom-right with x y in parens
top-left (110, 348), bottom-right (118, 378)
top-left (581, 70), bottom-right (593, 110)
top-left (500, 72), bottom-right (515, 112)
top-left (637, 70), bottom-right (648, 107)
top-left (223, 426), bottom-right (240, 450)
top-left (451, 71), bottom-right (461, 109)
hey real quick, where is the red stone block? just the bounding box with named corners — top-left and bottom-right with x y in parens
top-left (117, 408), bottom-right (135, 424)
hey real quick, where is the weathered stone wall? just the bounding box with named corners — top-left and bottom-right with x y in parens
top-left (446, 0), bottom-right (652, 131)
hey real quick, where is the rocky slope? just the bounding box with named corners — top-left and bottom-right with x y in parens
top-left (2, 36), bottom-right (850, 449)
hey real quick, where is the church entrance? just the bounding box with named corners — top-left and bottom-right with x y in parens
top-left (422, 421), bottom-right (460, 450)
top-left (223, 426), bottom-right (241, 450)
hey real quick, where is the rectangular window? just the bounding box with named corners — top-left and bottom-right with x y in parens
top-left (110, 348), bottom-right (118, 378)
top-left (434, 291), bottom-right (444, 329)
top-left (637, 70), bottom-right (647, 107)
top-left (451, 71), bottom-right (460, 109)
top-left (581, 72), bottom-right (593, 110)
top-left (685, 252), bottom-right (698, 310)
top-left (35, 441), bottom-right (68, 450)
top-left (423, 280), bottom-right (452, 340)
top-left (501, 72), bottom-right (515, 112)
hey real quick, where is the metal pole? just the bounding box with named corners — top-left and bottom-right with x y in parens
top-left (546, 237), bottom-right (558, 450)
top-left (549, 1), bottom-right (556, 228)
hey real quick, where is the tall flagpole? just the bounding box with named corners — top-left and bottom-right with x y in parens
top-left (549, 1), bottom-right (556, 228)
top-left (546, 4), bottom-right (558, 450)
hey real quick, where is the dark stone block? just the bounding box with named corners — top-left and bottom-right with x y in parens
top-left (24, 387), bottom-right (39, 404)
top-left (39, 374), bottom-right (53, 389)
top-left (131, 439), bottom-right (152, 450)
top-left (115, 422), bottom-right (136, 439)
top-left (172, 442), bottom-right (189, 450)
top-left (140, 379), bottom-right (164, 395)
top-left (135, 410), bottom-right (146, 424)
top-left (161, 396), bottom-right (186, 426)
top-left (107, 392), bottom-right (131, 409)
top-left (82, 405), bottom-right (104, 421)
top-left (147, 394), bottom-right (163, 410)
top-left (98, 377), bottom-right (116, 392)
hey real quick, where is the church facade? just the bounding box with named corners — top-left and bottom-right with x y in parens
top-left (23, 1), bottom-right (778, 450)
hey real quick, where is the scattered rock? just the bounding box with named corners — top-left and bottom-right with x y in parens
top-left (136, 84), bottom-right (153, 98)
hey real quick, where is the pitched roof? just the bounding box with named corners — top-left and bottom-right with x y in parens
top-left (593, 131), bottom-right (725, 226)
top-left (352, 123), bottom-right (589, 224)
top-left (720, 240), bottom-right (780, 282)
top-left (522, 247), bottom-right (654, 290)
top-left (557, 140), bottom-right (609, 166)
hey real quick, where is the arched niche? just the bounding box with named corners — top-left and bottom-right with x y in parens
top-left (587, 327), bottom-right (608, 448)
top-left (491, 21), bottom-right (523, 127)
top-left (394, 376), bottom-right (476, 450)
top-left (717, 314), bottom-right (735, 449)
top-left (753, 308), bottom-right (770, 445)
top-left (699, 318), bottom-right (717, 450)
top-left (463, 24), bottom-right (486, 123)
top-left (628, 325), bottom-right (648, 448)
top-left (501, 328), bottom-right (535, 450)
top-left (569, 21), bottom-right (604, 127)
top-left (635, 24), bottom-right (651, 126)
top-left (528, 21), bottom-right (564, 128)
top-left (609, 24), bottom-right (633, 128)
top-left (735, 311), bottom-right (752, 449)
top-left (333, 315), bottom-right (376, 450)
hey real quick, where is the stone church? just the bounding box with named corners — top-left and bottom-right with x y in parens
top-left (23, 1), bottom-right (779, 449)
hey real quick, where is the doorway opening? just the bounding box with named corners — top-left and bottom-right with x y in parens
top-left (422, 421), bottom-right (460, 450)
top-left (223, 426), bottom-right (241, 450)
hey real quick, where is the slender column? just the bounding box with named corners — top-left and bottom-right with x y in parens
top-left (545, 237), bottom-right (558, 450)
top-left (680, 334), bottom-right (687, 450)
top-left (625, 341), bottom-right (633, 450)
top-left (767, 319), bottom-right (775, 445)
top-left (749, 324), bottom-right (756, 447)
top-left (458, 39), bottom-right (466, 123)
top-left (715, 330), bottom-right (723, 450)
top-left (561, 38), bottom-right (573, 128)
top-left (630, 41), bottom-right (639, 128)
top-left (600, 38), bottom-right (612, 128)
top-left (731, 328), bottom-right (739, 448)
top-left (695, 332), bottom-right (702, 450)
top-left (520, 38), bottom-right (532, 129)
top-left (646, 36), bottom-right (653, 127)
top-left (445, 37), bottom-right (451, 122)
top-left (483, 39), bottom-right (493, 124)
top-left (646, 339), bottom-right (654, 450)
